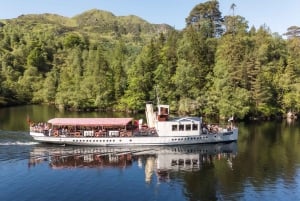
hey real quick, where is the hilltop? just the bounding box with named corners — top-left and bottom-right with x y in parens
top-left (1, 9), bottom-right (174, 43)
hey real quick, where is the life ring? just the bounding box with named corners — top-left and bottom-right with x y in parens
top-left (54, 131), bottom-right (59, 137)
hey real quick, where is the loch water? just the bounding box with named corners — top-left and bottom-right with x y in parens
top-left (0, 105), bottom-right (300, 201)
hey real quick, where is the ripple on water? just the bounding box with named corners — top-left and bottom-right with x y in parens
top-left (0, 130), bottom-right (38, 163)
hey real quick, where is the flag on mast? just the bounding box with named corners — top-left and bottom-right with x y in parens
top-left (26, 115), bottom-right (31, 125)
top-left (228, 116), bottom-right (234, 122)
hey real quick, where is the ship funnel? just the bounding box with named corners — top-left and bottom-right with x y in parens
top-left (146, 103), bottom-right (156, 128)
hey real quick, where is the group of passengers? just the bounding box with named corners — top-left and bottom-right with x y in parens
top-left (30, 122), bottom-right (49, 132)
top-left (201, 123), bottom-right (230, 134)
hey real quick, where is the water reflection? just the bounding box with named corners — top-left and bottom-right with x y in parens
top-left (2, 105), bottom-right (300, 201)
top-left (28, 143), bottom-right (237, 183)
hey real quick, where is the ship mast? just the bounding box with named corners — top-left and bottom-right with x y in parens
top-left (155, 86), bottom-right (160, 106)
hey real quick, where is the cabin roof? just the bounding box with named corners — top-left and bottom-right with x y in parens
top-left (171, 117), bottom-right (202, 122)
top-left (48, 118), bottom-right (133, 126)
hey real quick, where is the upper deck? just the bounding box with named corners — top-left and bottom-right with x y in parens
top-left (48, 118), bottom-right (133, 127)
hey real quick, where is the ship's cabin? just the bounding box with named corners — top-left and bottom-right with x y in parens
top-left (157, 104), bottom-right (169, 121)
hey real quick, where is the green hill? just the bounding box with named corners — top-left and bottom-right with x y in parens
top-left (1, 9), bottom-right (174, 43)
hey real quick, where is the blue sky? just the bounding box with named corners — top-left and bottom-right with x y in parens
top-left (1, 0), bottom-right (299, 36)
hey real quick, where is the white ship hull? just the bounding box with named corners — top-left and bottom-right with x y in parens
top-left (30, 128), bottom-right (238, 146)
top-left (29, 103), bottom-right (238, 146)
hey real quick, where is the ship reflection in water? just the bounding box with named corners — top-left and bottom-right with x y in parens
top-left (28, 142), bottom-right (237, 183)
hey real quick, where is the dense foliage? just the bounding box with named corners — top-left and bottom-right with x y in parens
top-left (1, 1), bottom-right (300, 120)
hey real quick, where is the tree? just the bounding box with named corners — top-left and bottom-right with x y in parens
top-left (27, 47), bottom-right (48, 72)
top-left (153, 30), bottom-right (179, 104)
top-left (207, 29), bottom-right (251, 118)
top-left (110, 40), bottom-right (128, 102)
top-left (92, 45), bottom-right (114, 109)
top-left (177, 26), bottom-right (216, 102)
top-left (17, 66), bottom-right (43, 103)
top-left (185, 0), bottom-right (224, 37)
top-left (55, 47), bottom-right (84, 109)
top-left (39, 66), bottom-right (59, 104)
top-left (63, 33), bottom-right (84, 49)
top-left (230, 3), bottom-right (236, 16)
top-left (119, 38), bottom-right (160, 111)
top-left (284, 26), bottom-right (300, 39)
top-left (223, 15), bottom-right (248, 35)
top-left (278, 56), bottom-right (300, 113)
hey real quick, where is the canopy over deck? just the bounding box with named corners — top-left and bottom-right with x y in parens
top-left (48, 118), bottom-right (133, 126)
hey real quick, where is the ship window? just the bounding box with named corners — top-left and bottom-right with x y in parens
top-left (179, 125), bottom-right (184, 131)
top-left (172, 125), bottom-right (178, 131)
top-left (192, 124), bottom-right (198, 130)
top-left (186, 124), bottom-right (191, 131)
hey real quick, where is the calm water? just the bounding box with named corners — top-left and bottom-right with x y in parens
top-left (0, 105), bottom-right (300, 201)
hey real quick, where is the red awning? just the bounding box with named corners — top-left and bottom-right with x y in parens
top-left (48, 118), bottom-right (133, 126)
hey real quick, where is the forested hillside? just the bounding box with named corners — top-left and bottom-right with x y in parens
top-left (1, 1), bottom-right (300, 120)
